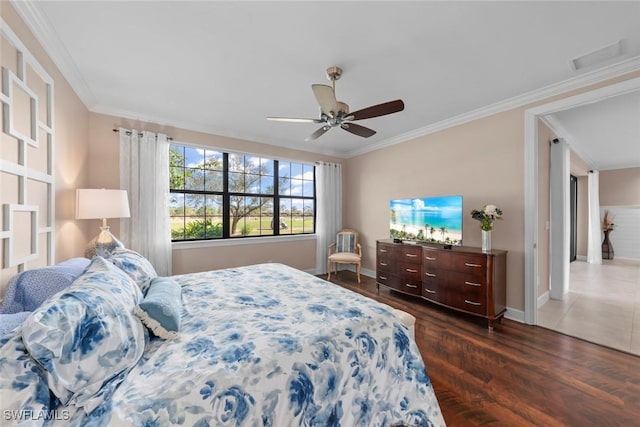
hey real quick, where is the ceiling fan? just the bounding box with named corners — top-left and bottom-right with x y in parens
top-left (267, 66), bottom-right (405, 141)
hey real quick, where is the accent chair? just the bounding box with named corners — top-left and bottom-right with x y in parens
top-left (327, 229), bottom-right (362, 283)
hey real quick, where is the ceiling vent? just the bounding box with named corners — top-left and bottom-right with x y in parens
top-left (569, 40), bottom-right (627, 71)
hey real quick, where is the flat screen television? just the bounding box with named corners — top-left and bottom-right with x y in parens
top-left (390, 195), bottom-right (463, 245)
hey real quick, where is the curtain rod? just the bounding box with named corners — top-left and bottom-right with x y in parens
top-left (112, 128), bottom-right (173, 141)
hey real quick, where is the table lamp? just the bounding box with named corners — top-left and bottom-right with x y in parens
top-left (76, 188), bottom-right (131, 258)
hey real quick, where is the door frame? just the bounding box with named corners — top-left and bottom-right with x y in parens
top-left (570, 174), bottom-right (577, 263)
top-left (523, 76), bottom-right (640, 325)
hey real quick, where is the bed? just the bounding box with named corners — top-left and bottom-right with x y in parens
top-left (0, 250), bottom-right (445, 426)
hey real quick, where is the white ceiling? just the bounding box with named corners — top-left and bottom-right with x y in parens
top-left (545, 90), bottom-right (640, 170)
top-left (12, 1), bottom-right (640, 160)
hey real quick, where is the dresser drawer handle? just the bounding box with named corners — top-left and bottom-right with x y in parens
top-left (424, 256), bottom-right (436, 261)
top-left (425, 272), bottom-right (436, 277)
top-left (405, 284), bottom-right (418, 288)
top-left (405, 253), bottom-right (418, 258)
top-left (464, 281), bottom-right (481, 287)
top-left (464, 263), bottom-right (482, 268)
top-left (380, 249), bottom-right (388, 253)
top-left (464, 299), bottom-right (481, 306)
top-left (424, 288), bottom-right (436, 294)
top-left (406, 268), bottom-right (418, 273)
top-left (380, 262), bottom-right (388, 266)
top-left (379, 275), bottom-right (387, 280)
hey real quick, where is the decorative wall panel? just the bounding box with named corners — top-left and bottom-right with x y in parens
top-left (1, 18), bottom-right (54, 276)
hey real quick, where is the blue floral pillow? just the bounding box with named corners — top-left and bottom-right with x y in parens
top-left (135, 277), bottom-right (182, 339)
top-left (21, 257), bottom-right (146, 413)
top-left (107, 248), bottom-right (158, 293)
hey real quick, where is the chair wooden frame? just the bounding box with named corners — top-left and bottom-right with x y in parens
top-left (327, 229), bottom-right (362, 283)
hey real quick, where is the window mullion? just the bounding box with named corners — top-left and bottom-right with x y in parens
top-left (273, 160), bottom-right (280, 236)
top-left (222, 153), bottom-right (230, 238)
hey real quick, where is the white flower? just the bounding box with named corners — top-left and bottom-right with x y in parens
top-left (484, 205), bottom-right (498, 216)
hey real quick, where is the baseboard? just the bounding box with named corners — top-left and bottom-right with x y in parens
top-left (537, 291), bottom-right (550, 308)
top-left (361, 267), bottom-right (375, 278)
top-left (576, 255), bottom-right (587, 261)
top-left (504, 308), bottom-right (525, 323)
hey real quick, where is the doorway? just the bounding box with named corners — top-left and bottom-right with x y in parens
top-left (523, 76), bottom-right (640, 325)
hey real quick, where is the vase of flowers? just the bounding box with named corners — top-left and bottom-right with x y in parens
top-left (471, 204), bottom-right (503, 252)
top-left (601, 210), bottom-right (615, 260)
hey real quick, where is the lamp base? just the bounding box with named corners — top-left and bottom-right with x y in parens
top-left (84, 226), bottom-right (125, 258)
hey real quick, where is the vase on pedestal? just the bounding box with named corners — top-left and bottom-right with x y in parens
top-left (602, 229), bottom-right (614, 260)
top-left (482, 230), bottom-right (491, 253)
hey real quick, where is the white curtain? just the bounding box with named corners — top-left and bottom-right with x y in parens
top-left (587, 170), bottom-right (602, 265)
top-left (315, 162), bottom-right (342, 274)
top-left (119, 128), bottom-right (172, 276)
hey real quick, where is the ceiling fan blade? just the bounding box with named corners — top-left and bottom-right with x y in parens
top-left (305, 125), bottom-right (331, 142)
top-left (348, 99), bottom-right (405, 121)
top-left (341, 122), bottom-right (376, 138)
top-left (312, 84), bottom-right (339, 117)
top-left (267, 117), bottom-right (323, 123)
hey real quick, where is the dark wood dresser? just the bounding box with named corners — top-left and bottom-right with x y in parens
top-left (376, 239), bottom-right (507, 329)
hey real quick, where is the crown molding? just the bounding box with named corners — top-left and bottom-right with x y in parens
top-left (11, 0), bottom-right (97, 108)
top-left (345, 55), bottom-right (640, 158)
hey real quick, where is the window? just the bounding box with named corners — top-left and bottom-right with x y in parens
top-left (169, 143), bottom-right (315, 241)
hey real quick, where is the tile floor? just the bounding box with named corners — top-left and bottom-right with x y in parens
top-left (538, 259), bottom-right (640, 356)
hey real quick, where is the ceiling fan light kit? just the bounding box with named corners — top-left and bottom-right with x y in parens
top-left (267, 66), bottom-right (405, 142)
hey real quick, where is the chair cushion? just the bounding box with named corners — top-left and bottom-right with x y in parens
top-left (328, 252), bottom-right (361, 263)
top-left (336, 232), bottom-right (356, 253)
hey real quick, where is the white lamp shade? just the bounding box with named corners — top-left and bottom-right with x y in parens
top-left (76, 189), bottom-right (131, 220)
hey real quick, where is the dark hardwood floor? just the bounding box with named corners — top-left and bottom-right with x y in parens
top-left (324, 271), bottom-right (640, 427)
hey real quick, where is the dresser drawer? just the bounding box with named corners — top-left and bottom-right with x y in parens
top-left (450, 254), bottom-right (487, 277)
top-left (423, 250), bottom-right (451, 269)
top-left (377, 271), bottom-right (399, 289)
top-left (397, 245), bottom-right (422, 262)
top-left (377, 243), bottom-right (394, 257)
top-left (377, 272), bottom-right (421, 295)
top-left (399, 262), bottom-right (421, 281)
top-left (448, 290), bottom-right (487, 315)
top-left (422, 266), bottom-right (445, 282)
top-left (448, 271), bottom-right (486, 290)
top-left (377, 253), bottom-right (393, 269)
top-left (422, 279), bottom-right (444, 303)
top-left (396, 278), bottom-right (421, 295)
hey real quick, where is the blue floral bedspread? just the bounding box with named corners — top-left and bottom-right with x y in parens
top-left (0, 263), bottom-right (445, 426)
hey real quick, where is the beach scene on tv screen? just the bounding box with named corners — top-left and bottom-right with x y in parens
top-left (390, 195), bottom-right (463, 245)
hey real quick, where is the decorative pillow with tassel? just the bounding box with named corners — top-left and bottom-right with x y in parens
top-left (134, 277), bottom-right (182, 339)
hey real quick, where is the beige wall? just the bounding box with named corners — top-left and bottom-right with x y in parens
top-left (1, 3), bottom-right (91, 292)
top-left (600, 167), bottom-right (640, 206)
top-left (88, 112), bottom-right (343, 274)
